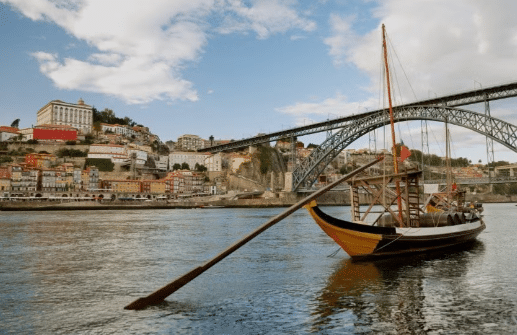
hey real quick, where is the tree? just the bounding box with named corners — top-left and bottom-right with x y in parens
top-left (339, 166), bottom-right (353, 175)
top-left (172, 163), bottom-right (181, 170)
top-left (181, 162), bottom-right (190, 170)
top-left (10, 119), bottom-right (20, 128)
top-left (0, 156), bottom-right (13, 164)
top-left (93, 121), bottom-right (102, 137)
top-left (195, 163), bottom-right (207, 172)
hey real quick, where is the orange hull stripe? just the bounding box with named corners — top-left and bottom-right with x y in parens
top-left (305, 205), bottom-right (382, 257)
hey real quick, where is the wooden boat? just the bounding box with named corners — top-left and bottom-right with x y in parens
top-left (304, 170), bottom-right (485, 260)
top-left (303, 25), bottom-right (485, 260)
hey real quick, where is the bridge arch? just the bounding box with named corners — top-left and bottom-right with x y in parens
top-left (292, 105), bottom-right (517, 190)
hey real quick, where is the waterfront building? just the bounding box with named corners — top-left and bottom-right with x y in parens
top-left (0, 176), bottom-right (10, 194)
top-left (164, 170), bottom-right (204, 194)
top-left (164, 171), bottom-right (184, 194)
top-left (73, 168), bottom-right (82, 189)
top-left (141, 180), bottom-right (166, 194)
top-left (9, 165), bottom-right (22, 192)
top-left (36, 98), bottom-right (93, 134)
top-left (181, 170), bottom-right (193, 193)
top-left (87, 167), bottom-right (99, 191)
top-left (55, 169), bottom-right (72, 192)
top-left (41, 169), bottom-right (57, 192)
top-left (0, 167), bottom-right (10, 195)
top-left (80, 166), bottom-right (99, 191)
top-left (102, 180), bottom-right (141, 193)
top-left (18, 169), bottom-right (39, 192)
top-left (192, 172), bottom-right (204, 194)
top-left (0, 126), bottom-right (19, 141)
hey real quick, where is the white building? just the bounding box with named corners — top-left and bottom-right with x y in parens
top-left (36, 98), bottom-right (93, 134)
top-left (169, 152), bottom-right (210, 170)
top-left (127, 149), bottom-right (147, 166)
top-left (88, 144), bottom-right (129, 164)
top-left (0, 126), bottom-right (19, 141)
top-left (154, 155), bottom-right (169, 171)
top-left (101, 123), bottom-right (136, 137)
top-left (204, 153), bottom-right (222, 172)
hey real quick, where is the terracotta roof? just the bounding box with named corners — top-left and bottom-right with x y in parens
top-left (0, 126), bottom-right (19, 134)
top-left (90, 144), bottom-right (125, 148)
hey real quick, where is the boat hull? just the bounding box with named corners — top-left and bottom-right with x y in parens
top-left (304, 201), bottom-right (485, 261)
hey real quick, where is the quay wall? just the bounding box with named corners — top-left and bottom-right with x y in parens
top-left (1, 191), bottom-right (516, 211)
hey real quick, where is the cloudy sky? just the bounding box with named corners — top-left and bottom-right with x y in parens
top-left (2, 0), bottom-right (517, 163)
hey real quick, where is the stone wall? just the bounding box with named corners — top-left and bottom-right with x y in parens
top-left (228, 174), bottom-right (266, 191)
top-left (7, 142), bottom-right (90, 154)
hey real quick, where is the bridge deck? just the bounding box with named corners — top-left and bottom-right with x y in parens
top-left (199, 81), bottom-right (517, 153)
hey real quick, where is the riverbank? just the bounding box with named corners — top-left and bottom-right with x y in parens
top-left (1, 192), bottom-right (516, 211)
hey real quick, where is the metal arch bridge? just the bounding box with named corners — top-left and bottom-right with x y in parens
top-left (292, 105), bottom-right (517, 190)
top-left (197, 81), bottom-right (517, 191)
top-left (198, 81), bottom-right (517, 153)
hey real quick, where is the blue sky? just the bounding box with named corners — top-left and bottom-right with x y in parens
top-left (2, 0), bottom-right (517, 164)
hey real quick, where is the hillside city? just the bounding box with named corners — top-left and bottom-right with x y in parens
top-left (1, 98), bottom-right (517, 201)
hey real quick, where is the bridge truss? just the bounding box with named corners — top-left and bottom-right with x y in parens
top-left (292, 105), bottom-right (517, 190)
top-left (199, 81), bottom-right (517, 153)
top-left (197, 81), bottom-right (517, 191)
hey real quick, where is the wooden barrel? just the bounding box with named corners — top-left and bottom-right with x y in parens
top-left (419, 213), bottom-right (455, 227)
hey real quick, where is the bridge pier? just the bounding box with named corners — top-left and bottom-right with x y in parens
top-left (284, 172), bottom-right (293, 192)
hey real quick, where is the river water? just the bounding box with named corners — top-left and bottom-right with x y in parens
top-left (1, 203), bottom-right (516, 334)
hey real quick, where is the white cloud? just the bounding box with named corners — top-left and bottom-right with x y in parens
top-left (217, 0), bottom-right (316, 39)
top-left (325, 0), bottom-right (517, 101)
top-left (4, 0), bottom-right (316, 104)
top-left (277, 93), bottom-right (378, 117)
top-left (279, 0), bottom-right (517, 148)
top-left (88, 53), bottom-right (123, 66)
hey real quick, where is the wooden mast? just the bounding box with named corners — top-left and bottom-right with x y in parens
top-left (382, 24), bottom-right (404, 226)
top-left (445, 118), bottom-right (452, 210)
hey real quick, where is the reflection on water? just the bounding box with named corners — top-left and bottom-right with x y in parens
top-left (311, 240), bottom-right (516, 334)
top-left (1, 205), bottom-right (517, 334)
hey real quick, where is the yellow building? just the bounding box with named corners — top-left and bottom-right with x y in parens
top-left (0, 178), bottom-right (10, 192)
top-left (111, 180), bottom-right (141, 193)
top-left (142, 180), bottom-right (166, 194)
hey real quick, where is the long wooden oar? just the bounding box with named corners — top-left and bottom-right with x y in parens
top-left (124, 157), bottom-right (382, 310)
